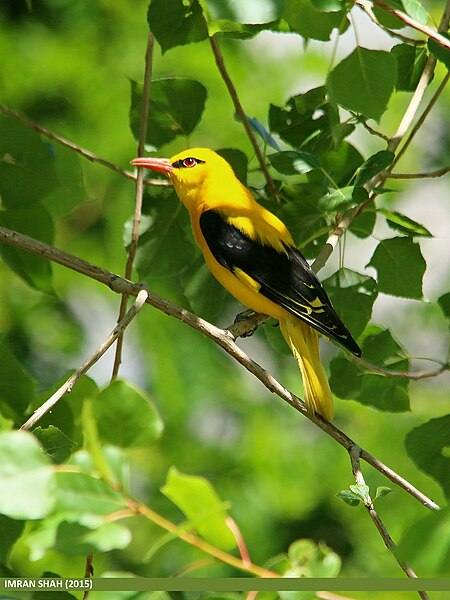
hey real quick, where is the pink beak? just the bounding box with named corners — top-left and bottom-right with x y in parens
top-left (130, 157), bottom-right (173, 174)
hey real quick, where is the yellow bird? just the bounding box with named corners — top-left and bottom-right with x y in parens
top-left (131, 148), bottom-right (361, 421)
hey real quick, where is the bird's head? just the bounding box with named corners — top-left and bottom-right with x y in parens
top-left (131, 148), bottom-right (240, 211)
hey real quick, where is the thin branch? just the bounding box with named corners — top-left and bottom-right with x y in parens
top-left (387, 166), bottom-right (450, 179)
top-left (112, 33), bottom-right (155, 379)
top-left (353, 356), bottom-right (449, 380)
top-left (204, 22), bottom-right (279, 202)
top-left (0, 103), bottom-right (169, 188)
top-left (20, 288), bottom-right (149, 431)
top-left (126, 497), bottom-right (278, 578)
top-left (371, 0), bottom-right (450, 50)
top-left (226, 517), bottom-right (252, 568)
top-left (391, 72), bottom-right (450, 170)
top-left (349, 446), bottom-right (430, 600)
top-left (356, 0), bottom-right (425, 45)
top-left (0, 226), bottom-right (440, 511)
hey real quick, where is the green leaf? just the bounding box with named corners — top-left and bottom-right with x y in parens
top-left (397, 508), bottom-right (450, 575)
top-left (147, 0), bottom-right (208, 53)
top-left (428, 36), bottom-right (450, 70)
top-left (327, 48), bottom-right (396, 121)
top-left (269, 87), bottom-right (340, 154)
top-left (284, 0), bottom-right (349, 41)
top-left (42, 143), bottom-right (85, 217)
top-left (92, 380), bottom-right (163, 448)
top-left (161, 467), bottom-right (236, 550)
top-left (0, 114), bottom-right (60, 208)
top-left (136, 188), bottom-right (197, 279)
top-left (55, 470), bottom-right (126, 516)
top-left (206, 0), bottom-right (284, 23)
top-left (0, 431), bottom-right (55, 519)
top-left (285, 538), bottom-right (341, 578)
top-left (323, 269), bottom-right (377, 338)
top-left (331, 327), bottom-right (411, 412)
top-left (349, 483), bottom-right (370, 504)
top-left (320, 141), bottom-right (365, 187)
top-left (130, 78), bottom-right (207, 147)
top-left (349, 206), bottom-right (376, 239)
top-left (269, 150), bottom-right (320, 175)
top-left (0, 206), bottom-right (55, 294)
top-left (437, 292), bottom-right (450, 321)
top-left (33, 426), bottom-right (77, 464)
top-left (312, 0), bottom-right (343, 11)
top-left (391, 44), bottom-right (428, 91)
top-left (182, 260), bottom-right (228, 321)
top-left (336, 489), bottom-right (361, 507)
top-left (354, 150), bottom-right (395, 186)
top-left (379, 208), bottom-right (432, 237)
top-left (53, 520), bottom-right (131, 555)
top-left (401, 0), bottom-right (429, 25)
top-left (375, 486), bottom-right (393, 500)
top-left (318, 186), bottom-right (368, 212)
top-left (367, 237), bottom-right (426, 299)
top-left (405, 415), bottom-right (450, 499)
top-left (0, 336), bottom-right (36, 419)
top-left (0, 515), bottom-right (24, 564)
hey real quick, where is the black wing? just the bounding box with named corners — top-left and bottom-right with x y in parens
top-left (200, 210), bottom-right (361, 356)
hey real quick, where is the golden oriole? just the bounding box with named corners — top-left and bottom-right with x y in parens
top-left (131, 148), bottom-right (361, 420)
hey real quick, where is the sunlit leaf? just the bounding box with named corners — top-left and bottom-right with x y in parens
top-left (33, 426), bottom-right (77, 464)
top-left (354, 150), bottom-right (395, 186)
top-left (161, 467), bottom-right (236, 550)
top-left (379, 208), bottom-right (432, 237)
top-left (0, 431), bottom-right (55, 519)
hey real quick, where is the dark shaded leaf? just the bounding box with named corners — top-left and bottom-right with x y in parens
top-left (391, 44), bottom-right (428, 91)
top-left (367, 237), bottom-right (426, 299)
top-left (323, 268), bottom-right (377, 338)
top-left (130, 78), bottom-right (207, 147)
top-left (92, 380), bottom-right (163, 448)
top-left (0, 515), bottom-right (24, 564)
top-left (405, 415), bottom-right (450, 499)
top-left (428, 36), bottom-right (450, 70)
top-left (349, 206), bottom-right (376, 238)
top-left (354, 150), bottom-right (395, 186)
top-left (0, 206), bottom-right (55, 294)
top-left (284, 0), bottom-right (349, 41)
top-left (327, 49), bottom-right (396, 120)
top-left (0, 336), bottom-right (36, 419)
top-left (437, 292), bottom-right (450, 321)
top-left (147, 0), bottom-right (207, 53)
top-left (33, 426), bottom-right (77, 464)
top-left (269, 150), bottom-right (320, 175)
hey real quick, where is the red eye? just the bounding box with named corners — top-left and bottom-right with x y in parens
top-left (182, 157), bottom-right (197, 168)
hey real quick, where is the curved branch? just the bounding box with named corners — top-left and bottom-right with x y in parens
top-left (353, 356), bottom-right (449, 380)
top-left (0, 225), bottom-right (440, 512)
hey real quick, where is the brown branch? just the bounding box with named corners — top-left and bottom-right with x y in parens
top-left (355, 0), bottom-right (426, 45)
top-left (349, 446), bottom-right (431, 600)
top-left (112, 33), bottom-right (155, 378)
top-left (0, 103), bottom-right (169, 188)
top-left (204, 22), bottom-right (279, 202)
top-left (371, 0), bottom-right (450, 50)
top-left (0, 225), bottom-right (440, 512)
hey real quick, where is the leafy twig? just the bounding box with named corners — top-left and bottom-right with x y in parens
top-left (0, 103), bottom-right (168, 188)
top-left (112, 33), bottom-right (155, 379)
top-left (125, 497), bottom-right (278, 578)
top-left (353, 356), bottom-right (449, 380)
top-left (349, 446), bottom-right (430, 600)
top-left (0, 225), bottom-right (440, 511)
top-left (20, 288), bottom-right (149, 431)
top-left (371, 0), bottom-right (450, 50)
top-left (356, 0), bottom-right (425, 45)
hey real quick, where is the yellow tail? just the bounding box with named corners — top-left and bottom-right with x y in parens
top-left (279, 314), bottom-right (334, 421)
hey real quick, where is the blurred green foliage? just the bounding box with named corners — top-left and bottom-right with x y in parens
top-left (0, 0), bottom-right (449, 597)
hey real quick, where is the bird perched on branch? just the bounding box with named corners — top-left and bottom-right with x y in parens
top-left (131, 148), bottom-right (361, 421)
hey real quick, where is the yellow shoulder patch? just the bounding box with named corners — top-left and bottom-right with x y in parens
top-left (233, 268), bottom-right (261, 292)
